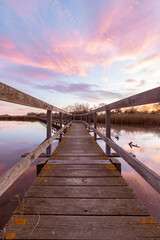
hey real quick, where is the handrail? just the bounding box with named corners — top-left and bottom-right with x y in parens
top-left (74, 87), bottom-right (160, 116)
top-left (83, 121), bottom-right (160, 194)
top-left (0, 82), bottom-right (71, 114)
top-left (0, 122), bottom-right (72, 196)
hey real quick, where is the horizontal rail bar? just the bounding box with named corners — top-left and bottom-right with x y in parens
top-left (83, 121), bottom-right (160, 194)
top-left (0, 83), bottom-right (71, 114)
top-left (0, 122), bottom-right (72, 196)
top-left (73, 87), bottom-right (160, 116)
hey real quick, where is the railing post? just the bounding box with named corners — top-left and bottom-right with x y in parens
top-left (66, 114), bottom-right (68, 125)
top-left (94, 112), bottom-right (97, 140)
top-left (59, 112), bottom-right (62, 141)
top-left (81, 115), bottom-right (82, 122)
top-left (106, 109), bottom-right (111, 155)
top-left (46, 110), bottom-right (52, 156)
top-left (88, 114), bottom-right (90, 131)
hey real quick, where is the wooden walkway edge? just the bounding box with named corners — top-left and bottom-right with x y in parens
top-left (1, 123), bottom-right (160, 239)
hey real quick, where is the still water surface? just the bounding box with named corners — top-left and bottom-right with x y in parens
top-left (0, 121), bottom-right (160, 228)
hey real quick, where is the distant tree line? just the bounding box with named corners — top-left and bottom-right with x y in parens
top-left (64, 102), bottom-right (160, 126)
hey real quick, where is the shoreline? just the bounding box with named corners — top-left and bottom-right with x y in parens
top-left (0, 112), bottom-right (160, 126)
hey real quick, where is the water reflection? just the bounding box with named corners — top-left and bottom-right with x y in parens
top-left (0, 121), bottom-right (58, 229)
top-left (96, 124), bottom-right (160, 224)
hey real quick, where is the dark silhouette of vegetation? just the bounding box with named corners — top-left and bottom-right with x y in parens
top-left (0, 114), bottom-right (38, 121)
top-left (64, 102), bottom-right (90, 114)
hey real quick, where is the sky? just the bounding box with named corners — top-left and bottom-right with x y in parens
top-left (0, 0), bottom-right (160, 114)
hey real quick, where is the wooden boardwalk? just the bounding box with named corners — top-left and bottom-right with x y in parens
top-left (2, 123), bottom-right (160, 239)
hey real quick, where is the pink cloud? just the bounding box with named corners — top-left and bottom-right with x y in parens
top-left (0, 1), bottom-right (160, 77)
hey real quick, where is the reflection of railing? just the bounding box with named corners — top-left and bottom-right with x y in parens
top-left (0, 83), bottom-right (72, 196)
top-left (73, 86), bottom-right (160, 194)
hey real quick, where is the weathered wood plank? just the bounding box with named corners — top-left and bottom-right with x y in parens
top-left (0, 122), bottom-right (71, 196)
top-left (39, 168), bottom-right (121, 177)
top-left (47, 159), bottom-right (111, 164)
top-left (3, 216), bottom-right (160, 240)
top-left (33, 176), bottom-right (127, 186)
top-left (83, 121), bottom-right (160, 194)
top-left (40, 164), bottom-right (112, 169)
top-left (27, 186), bottom-right (135, 198)
top-left (14, 198), bottom-right (148, 215)
top-left (50, 156), bottom-right (108, 160)
top-left (0, 82), bottom-right (70, 113)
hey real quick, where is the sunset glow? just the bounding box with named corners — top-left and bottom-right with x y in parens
top-left (0, 0), bottom-right (160, 114)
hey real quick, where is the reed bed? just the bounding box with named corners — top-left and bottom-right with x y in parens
top-left (97, 112), bottom-right (160, 125)
top-left (0, 115), bottom-right (38, 121)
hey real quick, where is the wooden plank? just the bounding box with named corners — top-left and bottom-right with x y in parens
top-left (39, 168), bottom-right (121, 177)
top-left (47, 160), bottom-right (111, 164)
top-left (83, 121), bottom-right (160, 194)
top-left (50, 156), bottom-right (108, 160)
top-left (4, 215), bottom-right (160, 239)
top-left (14, 198), bottom-right (148, 215)
top-left (26, 186), bottom-right (135, 198)
top-left (41, 164), bottom-right (112, 169)
top-left (33, 176), bottom-right (127, 186)
top-left (0, 122), bottom-right (71, 196)
top-left (0, 82), bottom-right (70, 113)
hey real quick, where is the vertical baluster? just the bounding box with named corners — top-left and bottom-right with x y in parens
top-left (46, 110), bottom-right (52, 155)
top-left (106, 109), bottom-right (111, 155)
top-left (94, 112), bottom-right (97, 140)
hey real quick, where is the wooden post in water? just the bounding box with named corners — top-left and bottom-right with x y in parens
top-left (59, 112), bottom-right (62, 141)
top-left (46, 110), bottom-right (52, 155)
top-left (106, 109), bottom-right (111, 155)
top-left (94, 112), bottom-right (97, 140)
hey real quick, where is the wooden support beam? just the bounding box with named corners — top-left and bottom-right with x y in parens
top-left (0, 82), bottom-right (70, 114)
top-left (59, 112), bottom-right (62, 141)
top-left (106, 109), bottom-right (111, 155)
top-left (88, 114), bottom-right (91, 131)
top-left (94, 112), bottom-right (97, 140)
top-left (46, 110), bottom-right (52, 156)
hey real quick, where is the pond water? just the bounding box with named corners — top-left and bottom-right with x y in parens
top-left (0, 121), bottom-right (160, 229)
top-left (95, 124), bottom-right (160, 224)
